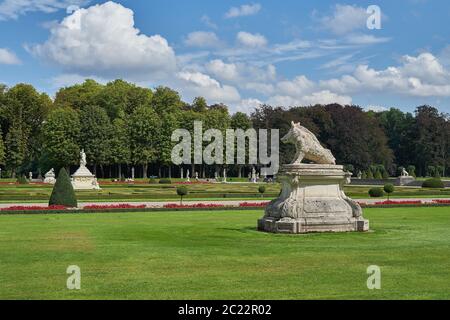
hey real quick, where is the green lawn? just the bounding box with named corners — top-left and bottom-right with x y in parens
top-left (0, 207), bottom-right (449, 299)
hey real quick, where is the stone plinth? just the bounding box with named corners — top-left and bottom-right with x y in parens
top-left (71, 165), bottom-right (101, 190)
top-left (396, 176), bottom-right (415, 186)
top-left (258, 164), bottom-right (369, 234)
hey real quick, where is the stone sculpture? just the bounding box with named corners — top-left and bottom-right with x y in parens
top-left (71, 149), bottom-right (101, 190)
top-left (258, 121), bottom-right (369, 234)
top-left (44, 168), bottom-right (56, 184)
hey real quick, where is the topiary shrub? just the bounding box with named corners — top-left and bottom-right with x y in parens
top-left (422, 178), bottom-right (444, 189)
top-left (258, 185), bottom-right (266, 198)
top-left (383, 183), bottom-right (395, 200)
top-left (159, 178), bottom-right (172, 184)
top-left (366, 170), bottom-right (374, 179)
top-left (368, 187), bottom-right (384, 198)
top-left (17, 175), bottom-right (28, 184)
top-left (374, 170), bottom-right (383, 179)
top-left (407, 165), bottom-right (416, 178)
top-left (148, 178), bottom-right (158, 184)
top-left (176, 186), bottom-right (188, 205)
top-left (49, 168), bottom-right (77, 208)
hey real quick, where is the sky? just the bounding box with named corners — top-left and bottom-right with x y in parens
top-left (1, 0), bottom-right (450, 114)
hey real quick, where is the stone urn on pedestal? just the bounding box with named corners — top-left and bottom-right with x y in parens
top-left (258, 121), bottom-right (369, 234)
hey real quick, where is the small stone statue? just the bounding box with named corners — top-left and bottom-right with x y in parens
top-left (401, 168), bottom-right (409, 177)
top-left (29, 172), bottom-right (33, 181)
top-left (195, 172), bottom-right (199, 181)
top-left (223, 168), bottom-right (227, 183)
top-left (80, 149), bottom-right (87, 167)
top-left (251, 167), bottom-right (257, 183)
top-left (186, 169), bottom-right (190, 182)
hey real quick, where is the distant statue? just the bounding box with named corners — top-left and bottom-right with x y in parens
top-left (186, 169), bottom-right (190, 182)
top-left (281, 121), bottom-right (336, 165)
top-left (223, 168), bottom-right (227, 183)
top-left (80, 149), bottom-right (87, 167)
top-left (251, 167), bottom-right (257, 183)
top-left (401, 168), bottom-right (409, 177)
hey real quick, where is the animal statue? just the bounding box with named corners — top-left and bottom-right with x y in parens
top-left (281, 121), bottom-right (336, 165)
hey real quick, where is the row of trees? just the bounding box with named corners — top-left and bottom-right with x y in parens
top-left (0, 79), bottom-right (449, 179)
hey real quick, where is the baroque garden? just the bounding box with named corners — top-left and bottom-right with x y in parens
top-left (0, 80), bottom-right (449, 299)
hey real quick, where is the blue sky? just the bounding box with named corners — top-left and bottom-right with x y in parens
top-left (1, 0), bottom-right (450, 113)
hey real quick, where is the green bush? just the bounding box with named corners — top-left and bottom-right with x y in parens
top-left (148, 178), bottom-right (158, 184)
top-left (366, 170), bottom-right (374, 179)
top-left (422, 178), bottom-right (444, 189)
top-left (158, 178), bottom-right (172, 184)
top-left (49, 168), bottom-right (77, 207)
top-left (176, 186), bottom-right (188, 204)
top-left (383, 183), bottom-right (395, 200)
top-left (258, 185), bottom-right (266, 197)
top-left (407, 165), bottom-right (416, 177)
top-left (368, 187), bottom-right (384, 198)
top-left (17, 175), bottom-right (28, 184)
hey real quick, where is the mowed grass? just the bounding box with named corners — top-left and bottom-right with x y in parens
top-left (0, 207), bottom-right (449, 300)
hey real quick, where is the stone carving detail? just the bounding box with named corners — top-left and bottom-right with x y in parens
top-left (258, 122), bottom-right (369, 234)
top-left (282, 121), bottom-right (336, 165)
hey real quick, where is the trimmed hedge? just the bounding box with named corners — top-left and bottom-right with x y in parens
top-left (158, 178), bottom-right (172, 184)
top-left (368, 187), bottom-right (384, 197)
top-left (49, 168), bottom-right (77, 208)
top-left (422, 178), bottom-right (444, 188)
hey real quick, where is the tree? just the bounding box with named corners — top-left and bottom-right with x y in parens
top-left (5, 121), bottom-right (26, 178)
top-left (383, 184), bottom-right (395, 200)
top-left (0, 124), bottom-right (5, 166)
top-left (258, 185), bottom-right (266, 198)
top-left (152, 86), bottom-right (183, 114)
top-left (54, 79), bottom-right (103, 110)
top-left (127, 105), bottom-right (160, 178)
top-left (109, 118), bottom-right (130, 179)
top-left (49, 168), bottom-right (77, 207)
top-left (96, 79), bottom-right (153, 119)
top-left (192, 96), bottom-right (208, 113)
top-left (79, 105), bottom-right (113, 176)
top-left (176, 185), bottom-right (188, 205)
top-left (231, 112), bottom-right (252, 177)
top-left (41, 108), bottom-right (80, 170)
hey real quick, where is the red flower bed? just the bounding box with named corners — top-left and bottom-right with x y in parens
top-left (163, 203), bottom-right (225, 209)
top-left (0, 205), bottom-right (67, 211)
top-left (432, 199), bottom-right (450, 204)
top-left (373, 200), bottom-right (422, 205)
top-left (239, 202), bottom-right (269, 207)
top-left (83, 204), bottom-right (146, 210)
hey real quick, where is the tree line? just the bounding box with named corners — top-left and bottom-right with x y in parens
top-left (0, 79), bottom-right (449, 179)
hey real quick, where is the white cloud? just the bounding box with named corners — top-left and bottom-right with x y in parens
top-left (0, 0), bottom-right (89, 20)
top-left (225, 3), bottom-right (261, 19)
top-left (184, 31), bottom-right (221, 48)
top-left (344, 34), bottom-right (391, 45)
top-left (236, 31), bottom-right (267, 48)
top-left (50, 73), bottom-right (106, 88)
top-left (200, 15), bottom-right (217, 29)
top-left (177, 71), bottom-right (241, 104)
top-left (29, 1), bottom-right (177, 79)
top-left (267, 91), bottom-right (352, 107)
top-left (365, 105), bottom-right (388, 112)
top-left (234, 98), bottom-right (263, 114)
top-left (205, 59), bottom-right (239, 82)
top-left (0, 48), bottom-right (21, 64)
top-left (319, 4), bottom-right (369, 35)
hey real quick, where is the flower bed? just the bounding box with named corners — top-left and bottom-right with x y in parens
top-left (373, 200), bottom-right (423, 205)
top-left (0, 205), bottom-right (67, 211)
top-left (163, 203), bottom-right (225, 209)
top-left (239, 202), bottom-right (269, 207)
top-left (83, 204), bottom-right (146, 210)
top-left (432, 199), bottom-right (450, 204)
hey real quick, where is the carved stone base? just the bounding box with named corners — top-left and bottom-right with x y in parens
top-left (396, 176), bottom-right (415, 186)
top-left (71, 165), bottom-right (101, 190)
top-left (258, 164), bottom-right (369, 234)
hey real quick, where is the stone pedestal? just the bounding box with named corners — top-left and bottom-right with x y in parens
top-left (396, 175), bottom-right (415, 186)
top-left (71, 165), bottom-right (101, 190)
top-left (258, 164), bottom-right (369, 234)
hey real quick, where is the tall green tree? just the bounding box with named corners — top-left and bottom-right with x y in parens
top-left (96, 79), bottom-right (153, 119)
top-left (4, 121), bottom-right (26, 178)
top-left (109, 118), bottom-right (131, 178)
top-left (41, 108), bottom-right (80, 171)
top-left (151, 86), bottom-right (183, 114)
top-left (54, 79), bottom-right (103, 110)
top-left (79, 105), bottom-right (113, 176)
top-left (127, 105), bottom-right (160, 178)
top-left (0, 124), bottom-right (6, 167)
